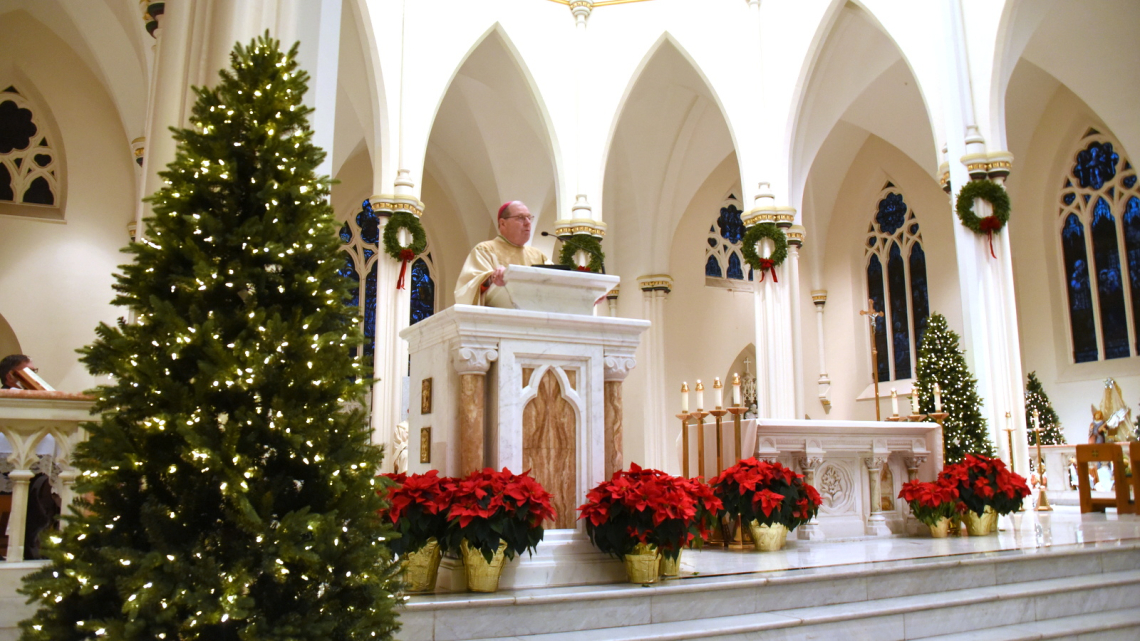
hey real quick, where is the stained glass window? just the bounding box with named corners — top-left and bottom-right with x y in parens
top-left (705, 196), bottom-right (749, 287)
top-left (1058, 135), bottom-right (1138, 363)
top-left (865, 187), bottom-right (926, 382)
top-left (410, 256), bottom-right (436, 326)
top-left (0, 87), bottom-right (59, 208)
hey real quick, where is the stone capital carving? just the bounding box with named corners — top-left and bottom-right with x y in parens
top-left (904, 455), bottom-right (927, 471)
top-left (453, 344), bottom-right (498, 375)
top-left (603, 351), bottom-right (636, 382)
top-left (864, 456), bottom-right (889, 471)
top-left (798, 456), bottom-right (824, 473)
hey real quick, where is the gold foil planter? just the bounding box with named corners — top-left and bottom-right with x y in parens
top-left (962, 506), bottom-right (998, 536)
top-left (659, 550), bottom-right (680, 577)
top-left (402, 538), bottom-right (442, 593)
top-left (748, 521), bottom-right (789, 551)
top-left (927, 517), bottom-right (952, 539)
top-left (461, 540), bottom-right (509, 593)
top-left (623, 543), bottom-right (661, 584)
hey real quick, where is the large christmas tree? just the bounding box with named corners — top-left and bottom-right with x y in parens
top-left (1025, 371), bottom-right (1066, 446)
top-left (19, 35), bottom-right (400, 640)
top-left (913, 313), bottom-right (996, 464)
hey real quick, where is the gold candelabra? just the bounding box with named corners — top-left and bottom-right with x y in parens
top-left (1032, 410), bottom-right (1052, 511)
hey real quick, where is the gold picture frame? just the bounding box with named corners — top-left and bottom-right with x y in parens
top-left (421, 378), bottom-right (433, 414)
top-left (420, 427), bottom-right (431, 464)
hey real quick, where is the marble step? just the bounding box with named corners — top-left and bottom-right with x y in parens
top-left (399, 544), bottom-right (1140, 641)
top-left (915, 606), bottom-right (1140, 641)
top-left (457, 569), bottom-right (1140, 641)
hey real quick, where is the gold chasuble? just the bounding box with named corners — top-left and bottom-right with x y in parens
top-left (453, 235), bottom-right (550, 307)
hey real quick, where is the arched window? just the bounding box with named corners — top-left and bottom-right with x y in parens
top-left (339, 200), bottom-right (381, 362)
top-left (409, 251), bottom-right (437, 326)
top-left (865, 185), bottom-right (929, 382)
top-left (0, 86), bottom-right (61, 210)
top-left (705, 195), bottom-right (753, 288)
top-left (1058, 131), bottom-right (1140, 362)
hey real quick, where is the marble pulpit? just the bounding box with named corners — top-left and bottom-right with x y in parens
top-left (401, 268), bottom-right (648, 587)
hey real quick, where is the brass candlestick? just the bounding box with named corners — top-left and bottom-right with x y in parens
top-left (710, 409), bottom-right (728, 475)
top-left (929, 411), bottom-right (949, 470)
top-left (1032, 421), bottom-right (1052, 511)
top-left (908, 414), bottom-right (928, 422)
top-left (677, 413), bottom-right (691, 478)
top-left (860, 299), bottom-right (884, 421)
top-left (727, 406), bottom-right (747, 462)
top-left (692, 410), bottom-right (709, 479)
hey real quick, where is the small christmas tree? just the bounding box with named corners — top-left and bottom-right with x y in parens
top-left (1025, 371), bottom-right (1066, 446)
top-left (913, 313), bottom-right (996, 464)
top-left (19, 35), bottom-right (400, 640)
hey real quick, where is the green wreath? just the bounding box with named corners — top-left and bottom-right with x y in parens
top-left (741, 223), bottom-right (788, 282)
top-left (382, 211), bottom-right (427, 261)
top-left (956, 180), bottom-right (1010, 258)
top-left (558, 235), bottom-right (605, 273)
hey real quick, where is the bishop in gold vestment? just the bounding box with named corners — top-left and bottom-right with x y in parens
top-left (454, 201), bottom-right (550, 307)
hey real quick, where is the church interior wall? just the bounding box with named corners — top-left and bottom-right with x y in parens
top-left (1005, 69), bottom-right (1139, 446)
top-left (816, 135), bottom-right (963, 422)
top-left (0, 12), bottom-right (136, 391)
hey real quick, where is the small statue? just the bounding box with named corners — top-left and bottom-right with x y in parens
top-left (1095, 378), bottom-right (1135, 442)
top-left (1088, 409), bottom-right (1107, 444)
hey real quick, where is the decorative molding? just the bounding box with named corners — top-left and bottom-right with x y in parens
top-left (864, 455), bottom-right (889, 471)
top-left (637, 274), bottom-right (673, 293)
top-left (131, 137), bottom-right (146, 167)
top-left (603, 351), bottom-right (636, 382)
top-left (554, 218), bottom-right (606, 238)
top-left (811, 290), bottom-right (827, 305)
top-left (140, 1), bottom-right (165, 38)
top-left (369, 195), bottom-right (424, 219)
top-left (786, 224), bottom-right (805, 246)
top-left (903, 455), bottom-right (927, 471)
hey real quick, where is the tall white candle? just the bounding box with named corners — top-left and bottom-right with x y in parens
top-left (933, 383), bottom-right (942, 413)
top-left (910, 391), bottom-right (920, 415)
top-left (695, 380), bottom-right (705, 411)
top-left (681, 382), bottom-right (689, 413)
top-left (891, 388), bottom-right (899, 416)
top-left (714, 377), bottom-right (723, 409)
top-left (1033, 408), bottom-right (1040, 431)
top-left (732, 373), bottom-right (742, 406)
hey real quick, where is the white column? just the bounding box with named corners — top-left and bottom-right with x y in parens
top-left (369, 178), bottom-right (420, 464)
top-left (638, 275), bottom-right (672, 471)
top-left (787, 226), bottom-right (805, 419)
top-left (940, 0), bottom-right (1028, 470)
top-left (746, 185), bottom-right (796, 419)
top-left (812, 290), bottom-right (831, 412)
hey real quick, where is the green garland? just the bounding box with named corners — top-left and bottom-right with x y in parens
top-left (955, 180), bottom-right (1010, 234)
top-left (382, 211), bottom-right (427, 260)
top-left (558, 234), bottom-right (605, 273)
top-left (741, 223), bottom-right (788, 279)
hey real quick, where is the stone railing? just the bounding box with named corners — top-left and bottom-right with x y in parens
top-left (0, 390), bottom-right (94, 562)
top-left (1041, 443), bottom-right (1079, 491)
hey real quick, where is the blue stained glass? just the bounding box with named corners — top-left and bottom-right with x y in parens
top-left (339, 222), bottom-right (352, 242)
top-left (727, 252), bottom-right (744, 280)
top-left (1063, 193), bottom-right (1076, 206)
top-left (1061, 214), bottom-right (1098, 362)
top-left (748, 268), bottom-right (753, 281)
top-left (337, 252), bottom-right (361, 360)
top-left (866, 255), bottom-right (890, 383)
top-left (1074, 142), bottom-right (1119, 189)
top-left (357, 200), bottom-right (379, 244)
top-left (876, 193), bottom-right (907, 235)
top-left (1125, 175), bottom-right (1137, 189)
top-left (887, 243), bottom-right (911, 380)
top-left (705, 255), bottom-right (722, 278)
top-left (707, 238), bottom-right (717, 248)
top-left (1123, 197), bottom-right (1140, 353)
top-left (1091, 197), bottom-right (1128, 358)
top-left (362, 261), bottom-right (378, 361)
top-left (409, 258), bottom-right (435, 326)
top-left (717, 205), bottom-right (745, 244)
top-left (867, 237), bottom-right (876, 248)
top-left (363, 248), bottom-right (374, 261)
top-left (909, 243), bottom-right (930, 352)
top-left (909, 223), bottom-right (919, 235)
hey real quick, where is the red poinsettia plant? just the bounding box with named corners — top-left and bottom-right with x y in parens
top-left (445, 467), bottom-right (556, 562)
top-left (577, 464), bottom-right (722, 562)
top-left (377, 470), bottom-right (455, 556)
top-left (709, 458), bottom-right (822, 530)
top-left (939, 453), bottom-right (1030, 516)
top-left (898, 478), bottom-right (961, 526)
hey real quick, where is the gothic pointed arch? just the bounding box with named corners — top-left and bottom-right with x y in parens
top-left (0, 84), bottom-right (64, 218)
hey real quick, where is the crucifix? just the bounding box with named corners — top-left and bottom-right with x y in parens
top-left (860, 299), bottom-right (883, 421)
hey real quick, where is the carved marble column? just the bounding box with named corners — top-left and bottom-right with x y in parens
top-left (6, 469), bottom-right (33, 561)
top-left (786, 226), bottom-right (805, 419)
top-left (797, 455), bottom-right (825, 540)
top-left (864, 455), bottom-right (892, 536)
top-left (603, 350), bottom-right (636, 478)
top-left (812, 290), bottom-right (831, 412)
top-left (453, 343), bottom-right (498, 475)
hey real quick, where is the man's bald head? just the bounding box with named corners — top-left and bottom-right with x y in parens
top-left (497, 201), bottom-right (533, 246)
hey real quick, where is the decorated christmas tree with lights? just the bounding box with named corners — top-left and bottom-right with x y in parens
top-left (1025, 371), bottom-right (1066, 446)
top-left (19, 35), bottom-right (400, 640)
top-left (913, 313), bottom-right (996, 464)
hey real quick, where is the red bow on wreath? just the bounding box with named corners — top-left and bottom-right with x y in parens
top-left (758, 258), bottom-right (778, 282)
top-left (576, 266), bottom-right (591, 273)
top-left (979, 216), bottom-right (1002, 259)
top-left (396, 248), bottom-right (416, 290)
